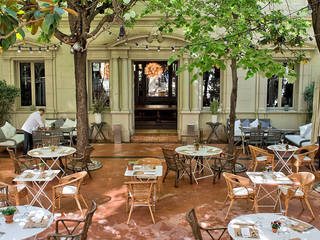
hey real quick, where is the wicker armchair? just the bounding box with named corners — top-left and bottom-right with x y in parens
top-left (279, 172), bottom-right (315, 218)
top-left (125, 181), bottom-right (157, 224)
top-left (161, 146), bottom-right (192, 187)
top-left (7, 147), bottom-right (38, 174)
top-left (0, 180), bottom-right (29, 206)
top-left (186, 208), bottom-right (228, 240)
top-left (67, 145), bottom-right (94, 178)
top-left (223, 172), bottom-right (258, 219)
top-left (52, 171), bottom-right (88, 216)
top-left (291, 145), bottom-right (318, 173)
top-left (248, 145), bottom-right (274, 171)
top-left (0, 185), bottom-right (9, 207)
top-left (47, 200), bottom-right (97, 240)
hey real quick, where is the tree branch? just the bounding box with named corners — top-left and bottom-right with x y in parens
top-left (54, 29), bottom-right (75, 44)
top-left (0, 18), bottom-right (43, 40)
top-left (87, 13), bottom-right (116, 38)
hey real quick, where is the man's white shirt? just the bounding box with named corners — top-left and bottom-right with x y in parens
top-left (22, 111), bottom-right (44, 134)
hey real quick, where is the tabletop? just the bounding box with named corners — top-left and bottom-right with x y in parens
top-left (13, 170), bottom-right (60, 182)
top-left (228, 213), bottom-right (320, 240)
top-left (28, 146), bottom-right (76, 158)
top-left (247, 172), bottom-right (293, 185)
top-left (175, 145), bottom-right (222, 157)
top-left (0, 205), bottom-right (53, 240)
top-left (267, 144), bottom-right (299, 152)
top-left (125, 165), bottom-right (163, 177)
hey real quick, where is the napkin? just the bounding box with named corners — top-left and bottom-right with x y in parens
top-left (233, 226), bottom-right (259, 239)
top-left (24, 173), bottom-right (35, 179)
top-left (23, 214), bottom-right (50, 229)
top-left (289, 221), bottom-right (314, 233)
top-left (241, 228), bottom-right (251, 237)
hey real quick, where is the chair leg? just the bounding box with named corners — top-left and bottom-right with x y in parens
top-left (304, 198), bottom-right (315, 219)
top-left (52, 197), bottom-right (56, 215)
top-left (284, 199), bottom-right (289, 216)
top-left (148, 205), bottom-right (156, 224)
top-left (299, 199), bottom-right (304, 209)
top-left (253, 163), bottom-right (257, 172)
top-left (80, 194), bottom-right (88, 208)
top-left (127, 204), bottom-right (134, 224)
top-left (225, 199), bottom-right (234, 220)
top-left (163, 168), bottom-right (169, 183)
top-left (253, 198), bottom-right (258, 213)
top-left (223, 195), bottom-right (229, 205)
top-left (174, 170), bottom-right (179, 188)
top-left (75, 197), bottom-right (84, 216)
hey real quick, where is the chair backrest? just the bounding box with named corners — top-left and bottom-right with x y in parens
top-left (248, 145), bottom-right (267, 162)
top-left (0, 185), bottom-right (9, 207)
top-left (7, 147), bottom-right (21, 174)
top-left (249, 129), bottom-right (264, 142)
top-left (81, 200), bottom-right (97, 240)
top-left (265, 130), bottom-right (282, 143)
top-left (42, 135), bottom-right (60, 146)
top-left (161, 146), bottom-right (180, 170)
top-left (288, 172), bottom-right (315, 194)
top-left (186, 208), bottom-right (203, 240)
top-left (83, 145), bottom-right (94, 163)
top-left (62, 171), bottom-right (88, 193)
top-left (126, 181), bottom-right (155, 203)
top-left (296, 145), bottom-right (318, 156)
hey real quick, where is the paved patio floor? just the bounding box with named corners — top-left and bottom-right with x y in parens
top-left (0, 143), bottom-right (319, 239)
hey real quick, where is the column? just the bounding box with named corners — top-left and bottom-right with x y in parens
top-left (111, 58), bottom-right (120, 111)
top-left (121, 58), bottom-right (129, 111)
top-left (182, 58), bottom-right (190, 111)
top-left (191, 70), bottom-right (200, 111)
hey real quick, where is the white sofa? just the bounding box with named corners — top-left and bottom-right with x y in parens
top-left (285, 123), bottom-right (312, 146)
top-left (0, 122), bottom-right (24, 153)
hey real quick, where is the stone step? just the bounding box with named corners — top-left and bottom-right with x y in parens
top-left (131, 133), bottom-right (179, 143)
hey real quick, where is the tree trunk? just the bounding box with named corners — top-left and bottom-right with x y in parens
top-left (228, 58), bottom-right (238, 153)
top-left (308, 0), bottom-right (320, 51)
top-left (74, 50), bottom-right (89, 150)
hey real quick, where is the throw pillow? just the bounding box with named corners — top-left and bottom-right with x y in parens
top-left (0, 122), bottom-right (16, 139)
top-left (62, 118), bottom-right (76, 128)
top-left (234, 120), bottom-right (241, 136)
top-left (250, 118), bottom-right (259, 128)
top-left (303, 123), bottom-right (312, 139)
top-left (299, 124), bottom-right (309, 137)
top-left (0, 129), bottom-right (6, 141)
top-left (261, 120), bottom-right (270, 128)
top-left (241, 119), bottom-right (250, 127)
top-left (54, 118), bottom-right (65, 128)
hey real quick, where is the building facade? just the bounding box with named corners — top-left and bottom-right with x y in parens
top-left (0, 4), bottom-right (319, 142)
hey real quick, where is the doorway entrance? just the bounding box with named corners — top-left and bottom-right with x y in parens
top-left (134, 61), bottom-right (178, 129)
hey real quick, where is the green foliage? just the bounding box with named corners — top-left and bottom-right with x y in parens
top-left (0, 80), bottom-right (19, 125)
top-left (0, 206), bottom-right (17, 216)
top-left (210, 100), bottom-right (219, 115)
top-left (304, 82), bottom-right (314, 113)
top-left (145, 0), bottom-right (309, 82)
top-left (39, 162), bottom-right (46, 167)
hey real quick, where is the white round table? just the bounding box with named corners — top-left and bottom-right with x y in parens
top-left (228, 213), bottom-right (320, 240)
top-left (0, 205), bottom-right (53, 240)
top-left (267, 144), bottom-right (298, 174)
top-left (175, 145), bottom-right (222, 184)
top-left (28, 146), bottom-right (76, 176)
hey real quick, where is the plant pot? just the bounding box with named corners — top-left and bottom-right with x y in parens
top-left (5, 214), bottom-right (14, 224)
top-left (272, 228), bottom-right (277, 233)
top-left (128, 164), bottom-right (133, 171)
top-left (212, 114), bottom-right (218, 123)
top-left (195, 146), bottom-right (199, 151)
top-left (258, 125), bottom-right (261, 129)
top-left (94, 113), bottom-right (102, 124)
top-left (40, 166), bottom-right (45, 172)
top-left (51, 148), bottom-right (55, 152)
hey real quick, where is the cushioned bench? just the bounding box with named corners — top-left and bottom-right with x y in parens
top-left (285, 123), bottom-right (312, 147)
top-left (0, 122), bottom-right (24, 153)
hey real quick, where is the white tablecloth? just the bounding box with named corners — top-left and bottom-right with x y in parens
top-left (175, 145), bottom-right (222, 157)
top-left (228, 213), bottom-right (320, 240)
top-left (28, 146), bottom-right (76, 158)
top-left (0, 206), bottom-right (53, 240)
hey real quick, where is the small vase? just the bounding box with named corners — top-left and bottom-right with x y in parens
top-left (5, 214), bottom-right (14, 224)
top-left (272, 228), bottom-right (277, 233)
top-left (212, 114), bottom-right (218, 123)
top-left (94, 113), bottom-right (102, 124)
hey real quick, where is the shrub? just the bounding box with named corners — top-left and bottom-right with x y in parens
top-left (0, 80), bottom-right (20, 126)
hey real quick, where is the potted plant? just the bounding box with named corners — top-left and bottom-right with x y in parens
top-left (0, 80), bottom-right (19, 126)
top-left (194, 142), bottom-right (200, 151)
top-left (0, 206), bottom-right (17, 223)
top-left (127, 161), bottom-right (137, 170)
top-left (271, 220), bottom-right (281, 233)
top-left (210, 100), bottom-right (219, 123)
top-left (93, 84), bottom-right (107, 124)
top-left (49, 145), bottom-right (56, 152)
top-left (39, 162), bottom-right (46, 172)
top-left (258, 121), bottom-right (262, 129)
top-left (50, 122), bottom-right (56, 130)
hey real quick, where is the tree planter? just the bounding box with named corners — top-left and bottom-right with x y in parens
top-left (5, 214), bottom-right (14, 224)
top-left (94, 113), bottom-right (102, 124)
top-left (212, 114), bottom-right (218, 123)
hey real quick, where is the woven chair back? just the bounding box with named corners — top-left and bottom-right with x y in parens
top-left (186, 208), bottom-right (203, 240)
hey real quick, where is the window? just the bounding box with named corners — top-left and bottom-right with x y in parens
top-left (91, 61), bottom-right (110, 106)
top-left (267, 65), bottom-right (295, 108)
top-left (203, 67), bottom-right (220, 107)
top-left (19, 62), bottom-right (46, 106)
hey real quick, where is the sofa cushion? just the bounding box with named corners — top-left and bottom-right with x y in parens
top-left (241, 119), bottom-right (250, 127)
top-left (234, 120), bottom-right (241, 136)
top-left (0, 122), bottom-right (16, 139)
top-left (261, 120), bottom-right (270, 128)
top-left (299, 123), bottom-right (310, 137)
top-left (303, 123), bottom-right (312, 139)
top-left (250, 119), bottom-right (259, 128)
top-left (54, 118), bottom-right (65, 128)
top-left (61, 118), bottom-right (76, 128)
top-left (285, 135), bottom-right (303, 146)
top-left (0, 133), bottom-right (24, 146)
top-left (0, 129), bottom-right (5, 141)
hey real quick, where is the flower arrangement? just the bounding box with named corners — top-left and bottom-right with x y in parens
top-left (39, 162), bottom-right (46, 171)
top-left (194, 142), bottom-right (200, 151)
top-left (0, 206), bottom-right (17, 223)
top-left (49, 145), bottom-right (56, 152)
top-left (271, 220), bottom-right (281, 233)
top-left (144, 62), bottom-right (163, 79)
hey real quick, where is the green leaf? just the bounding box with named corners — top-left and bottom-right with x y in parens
top-left (2, 6), bottom-right (17, 20)
top-left (17, 28), bottom-right (25, 38)
top-left (45, 14), bottom-right (54, 26)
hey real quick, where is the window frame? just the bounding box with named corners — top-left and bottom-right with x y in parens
top-left (266, 64), bottom-right (298, 110)
top-left (16, 60), bottom-right (46, 108)
top-left (88, 60), bottom-right (111, 109)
